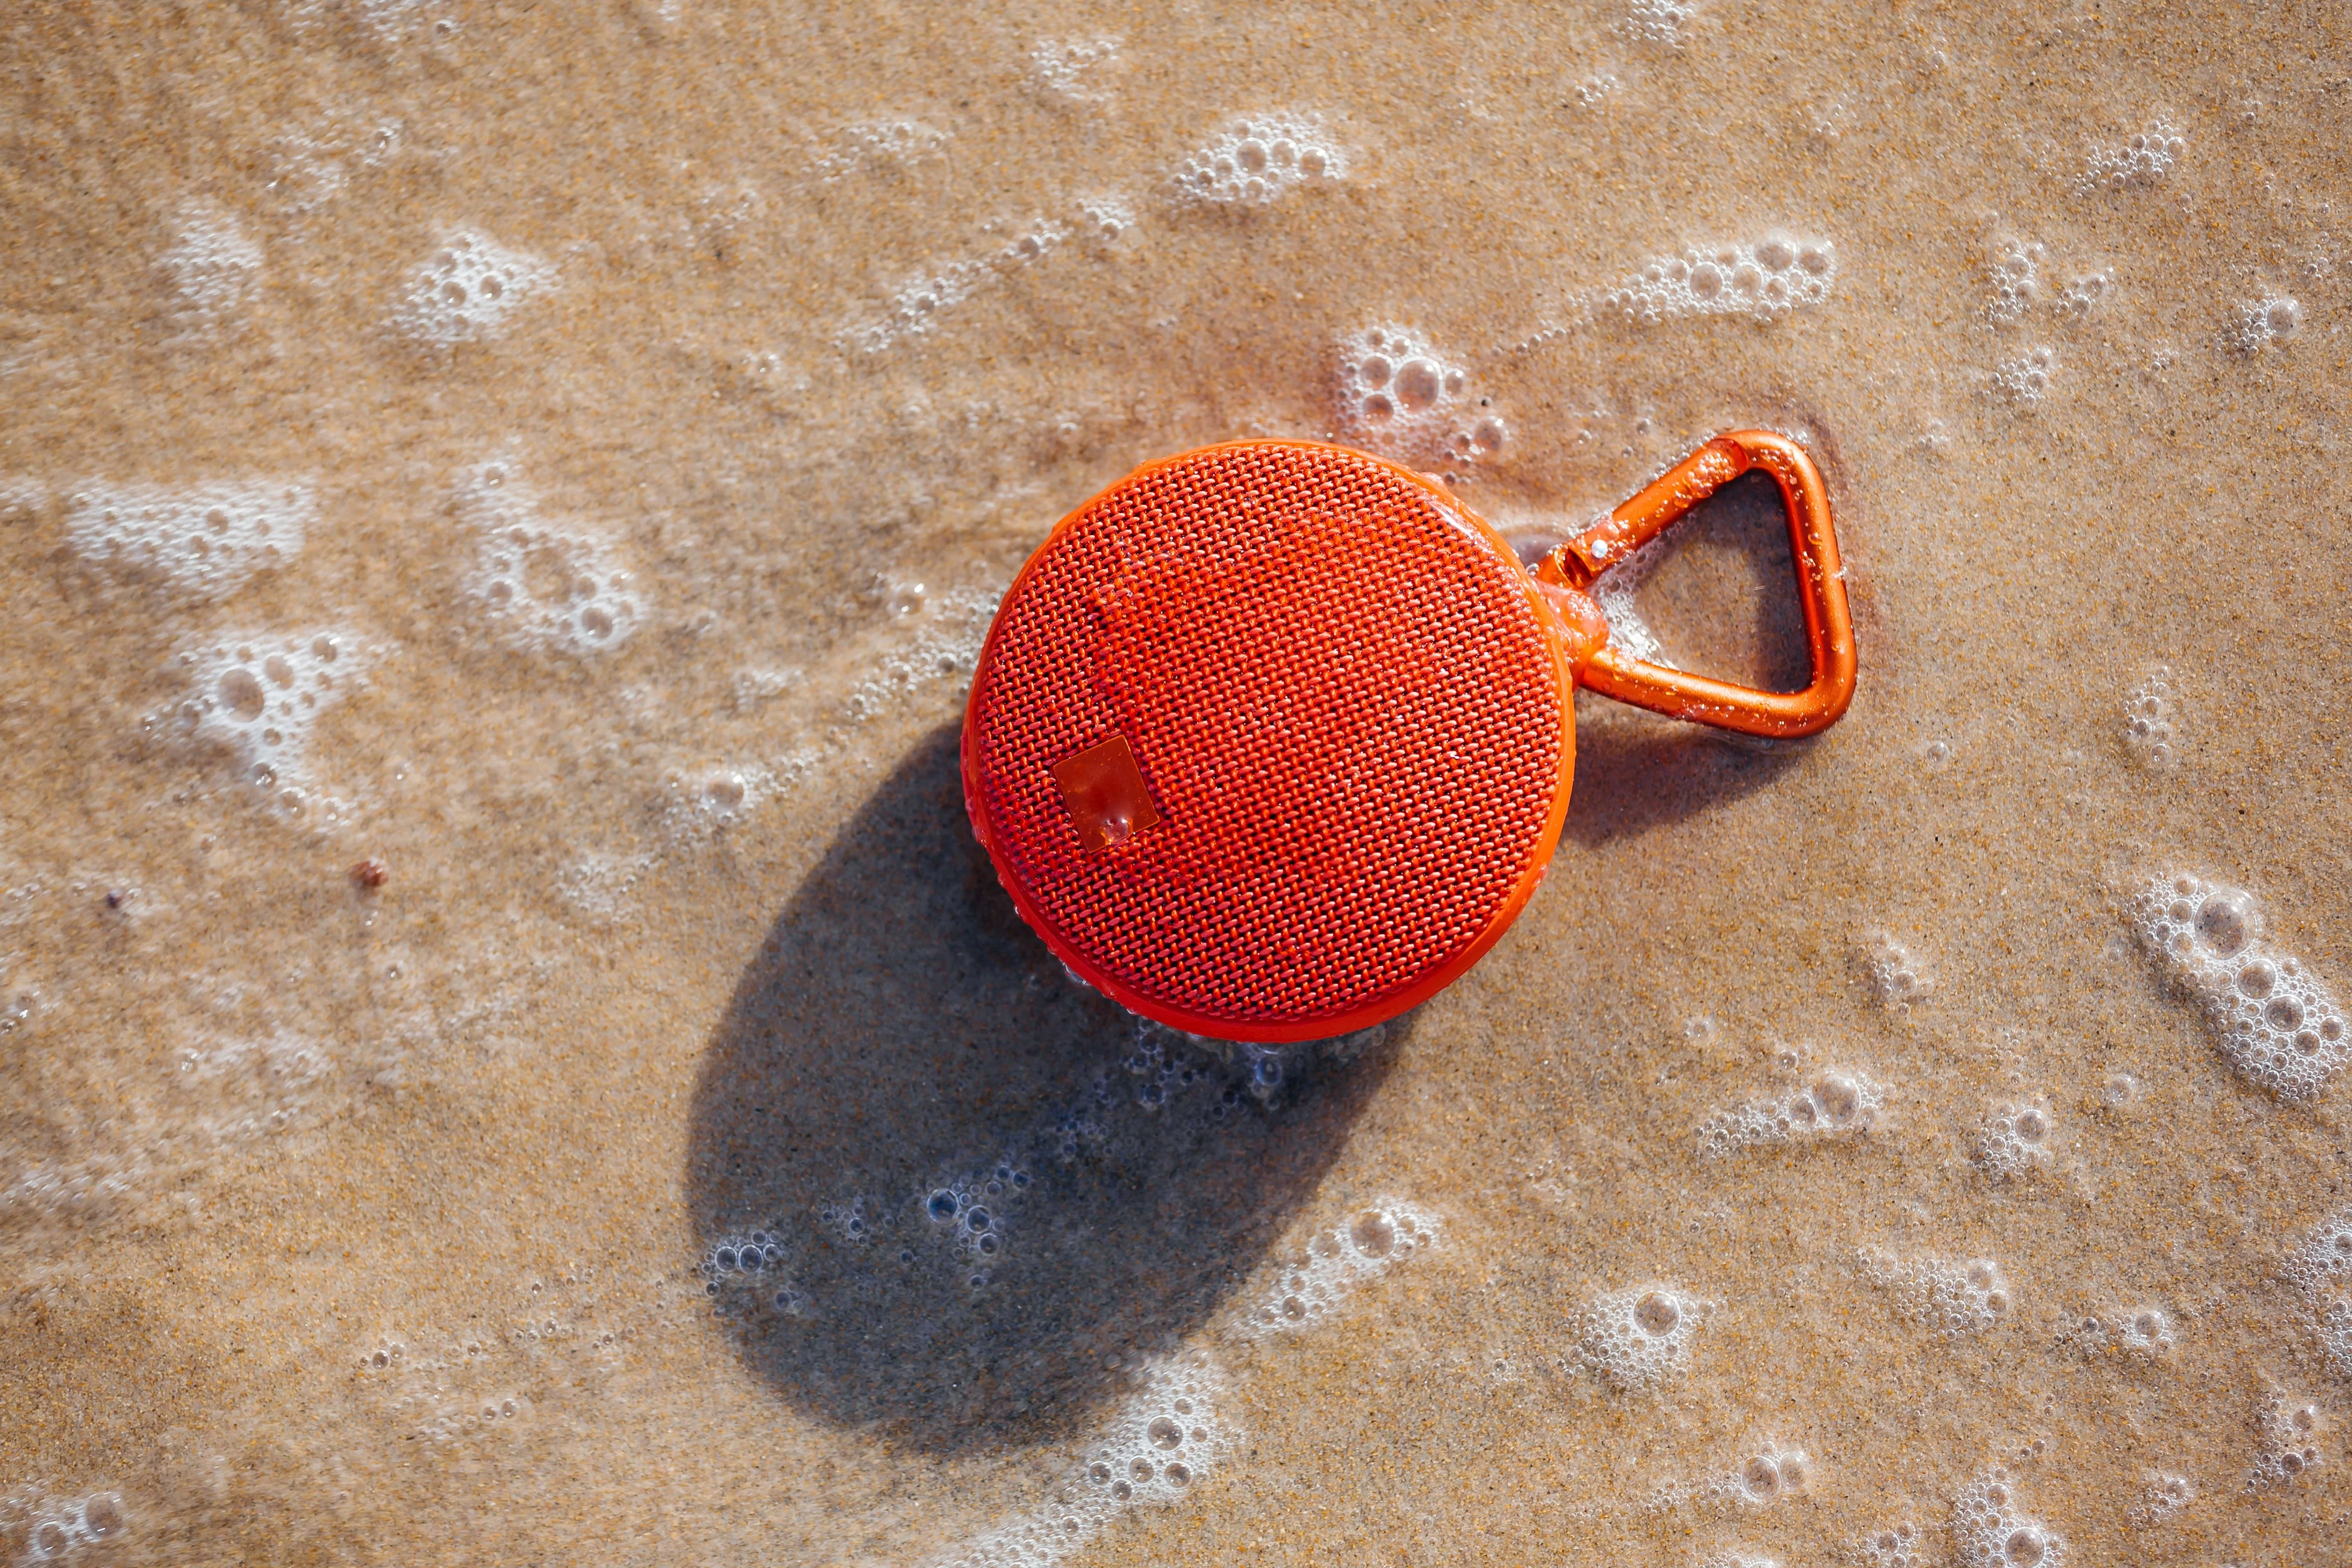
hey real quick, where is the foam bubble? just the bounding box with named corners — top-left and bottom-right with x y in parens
top-left (1970, 1099), bottom-right (2055, 1180)
top-left (263, 112), bottom-right (401, 216)
top-left (11, 1491), bottom-right (129, 1563)
top-left (554, 852), bottom-right (654, 926)
top-left (1246, 1199), bottom-right (1440, 1336)
top-left (1172, 114), bottom-right (1346, 206)
top-left (2129, 1472), bottom-right (2194, 1527)
top-left (1699, 1444), bottom-right (1813, 1509)
top-left (844, 215), bottom-right (1070, 352)
top-left (730, 665), bottom-right (806, 711)
top-left (2248, 1394), bottom-right (2328, 1488)
top-left (836, 584), bottom-right (996, 721)
top-left (1951, 1470), bottom-right (2064, 1568)
top-left (1573, 73), bottom-right (1622, 108)
top-left (1856, 1521), bottom-right (1922, 1567)
top-left (1593, 236), bottom-right (1838, 327)
top-left (1991, 346), bottom-right (2056, 407)
top-left (1809, 97), bottom-right (1857, 143)
top-left (1029, 37), bottom-right (1121, 103)
top-left (2057, 272), bottom-right (2112, 316)
top-left (1859, 1250), bottom-right (2011, 1338)
top-left (2229, 295), bottom-right (2302, 353)
top-left (66, 480), bottom-right (313, 600)
top-left (1578, 1284), bottom-right (1706, 1391)
top-left (1699, 1068), bottom-right (1885, 1158)
top-left (1074, 194), bottom-right (1136, 244)
top-left (173, 629), bottom-right (373, 796)
top-left (933, 1351), bottom-right (1230, 1568)
top-left (1863, 930), bottom-right (1934, 1009)
top-left (392, 229), bottom-right (554, 346)
top-left (1989, 240), bottom-right (2045, 323)
top-left (2132, 873), bottom-right (2348, 1100)
top-left (2284, 1205), bottom-right (2352, 1378)
top-left (453, 456), bottom-right (644, 655)
top-left (659, 764), bottom-right (772, 844)
top-left (2061, 1305), bottom-right (2176, 1361)
top-left (816, 120), bottom-right (951, 179)
top-left (1333, 325), bottom-right (1506, 472)
top-left (158, 200), bottom-right (263, 334)
top-left (1618, 0), bottom-right (1695, 45)
top-left (2285, 1206), bottom-right (2352, 1299)
top-left (2121, 666), bottom-right (2180, 768)
top-left (347, 0), bottom-right (436, 41)
top-left (2079, 122), bottom-right (2185, 192)
top-left (172, 1029), bottom-right (338, 1143)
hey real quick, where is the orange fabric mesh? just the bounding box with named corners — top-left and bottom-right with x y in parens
top-left (965, 442), bottom-right (1570, 1033)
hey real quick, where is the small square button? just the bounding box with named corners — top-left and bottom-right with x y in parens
top-left (1051, 733), bottom-right (1163, 852)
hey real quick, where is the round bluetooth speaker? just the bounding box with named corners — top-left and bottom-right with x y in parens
top-left (962, 434), bottom-right (1855, 1043)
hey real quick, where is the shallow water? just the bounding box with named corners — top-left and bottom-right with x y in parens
top-left (3, 3), bottom-right (2349, 1564)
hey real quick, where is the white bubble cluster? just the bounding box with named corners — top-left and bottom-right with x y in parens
top-left (2247, 1394), bottom-right (2327, 1488)
top-left (1863, 931), bottom-right (1934, 1009)
top-left (175, 629), bottom-right (372, 794)
top-left (1588, 531), bottom-right (1674, 668)
top-left (1698, 1069), bottom-right (1884, 1158)
top-left (2129, 1472), bottom-right (2194, 1527)
top-left (1988, 239), bottom-right (2045, 323)
top-left (1029, 37), bottom-right (1120, 103)
top-left (837, 584), bottom-right (997, 723)
top-left (1573, 73), bottom-right (1622, 108)
top-left (846, 215), bottom-right (1069, 352)
top-left (816, 120), bottom-right (950, 179)
top-left (1073, 194), bottom-right (1136, 244)
top-left (1618, 0), bottom-right (1695, 45)
top-left (2122, 667), bottom-right (2180, 768)
top-left (554, 852), bottom-right (653, 926)
top-left (2132, 873), bottom-right (2348, 1100)
top-left (1858, 1250), bottom-right (2011, 1338)
top-left (1333, 325), bottom-right (1506, 470)
top-left (171, 1030), bottom-right (338, 1145)
top-left (934, 1352), bottom-right (1229, 1568)
top-left (1951, 1471), bottom-right (2064, 1568)
top-left (13, 1492), bottom-right (128, 1563)
top-left (1172, 114), bottom-right (1344, 206)
top-left (1595, 236), bottom-right (1837, 327)
top-left (1700, 1445), bottom-right (1812, 1508)
top-left (1245, 1200), bottom-right (1439, 1336)
top-left (2057, 272), bottom-right (2111, 316)
top-left (1855, 1521), bottom-right (1922, 1567)
top-left (2228, 295), bottom-right (2302, 353)
top-left (1970, 1100), bottom-right (2054, 1180)
top-left (1578, 1284), bottom-right (1706, 1391)
top-left (1990, 239), bottom-right (2111, 323)
top-left (392, 230), bottom-right (554, 346)
top-left (2062, 1305), bottom-right (2176, 1361)
top-left (698, 1228), bottom-right (806, 1315)
top-left (2285, 1206), bottom-right (2352, 1379)
top-left (66, 479), bottom-right (312, 600)
top-left (158, 201), bottom-right (263, 333)
top-left (730, 664), bottom-right (805, 712)
top-left (1698, 1555), bottom-right (1778, 1568)
top-left (453, 457), bottom-right (644, 655)
top-left (659, 763), bottom-right (772, 843)
top-left (2079, 123), bottom-right (2185, 192)
top-left (1991, 346), bottom-right (2056, 407)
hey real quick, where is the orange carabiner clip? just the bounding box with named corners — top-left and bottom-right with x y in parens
top-left (1538, 430), bottom-right (1857, 738)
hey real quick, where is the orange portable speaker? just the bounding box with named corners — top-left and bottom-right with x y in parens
top-left (962, 432), bottom-right (1856, 1043)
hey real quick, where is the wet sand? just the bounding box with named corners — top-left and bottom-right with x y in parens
top-left (3, 3), bottom-right (2350, 1564)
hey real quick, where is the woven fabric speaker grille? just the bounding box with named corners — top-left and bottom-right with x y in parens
top-left (964, 441), bottom-right (1574, 1039)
